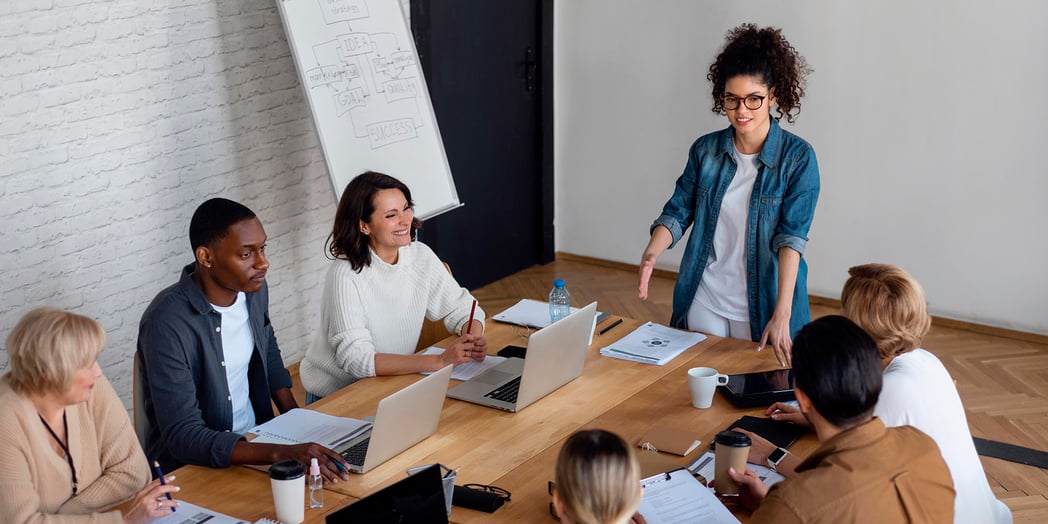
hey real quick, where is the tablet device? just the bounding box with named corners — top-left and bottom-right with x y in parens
top-left (718, 369), bottom-right (795, 407)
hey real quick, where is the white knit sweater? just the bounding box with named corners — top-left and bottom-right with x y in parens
top-left (300, 242), bottom-right (485, 397)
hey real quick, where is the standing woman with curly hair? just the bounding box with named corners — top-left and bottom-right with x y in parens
top-left (639, 24), bottom-right (818, 367)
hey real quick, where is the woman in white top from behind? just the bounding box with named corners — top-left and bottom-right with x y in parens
top-left (748, 263), bottom-right (1011, 523)
top-left (840, 263), bottom-right (1010, 524)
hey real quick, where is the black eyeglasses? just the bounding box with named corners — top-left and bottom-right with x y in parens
top-left (463, 483), bottom-right (511, 501)
top-left (722, 94), bottom-right (766, 111)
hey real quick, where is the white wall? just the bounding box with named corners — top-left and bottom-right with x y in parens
top-left (0, 0), bottom-right (339, 408)
top-left (555, 0), bottom-right (1048, 335)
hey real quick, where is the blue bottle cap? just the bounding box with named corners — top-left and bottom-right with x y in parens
top-left (553, 279), bottom-right (565, 288)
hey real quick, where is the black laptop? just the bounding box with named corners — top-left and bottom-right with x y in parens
top-left (718, 369), bottom-right (795, 407)
top-left (326, 464), bottom-right (448, 523)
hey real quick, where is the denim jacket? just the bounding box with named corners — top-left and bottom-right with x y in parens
top-left (652, 118), bottom-right (820, 340)
top-left (137, 263), bottom-right (292, 473)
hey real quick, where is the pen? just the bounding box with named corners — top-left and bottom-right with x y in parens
top-left (152, 461), bottom-right (175, 512)
top-left (444, 466), bottom-right (459, 479)
top-left (465, 299), bottom-right (477, 335)
top-left (598, 318), bottom-right (623, 336)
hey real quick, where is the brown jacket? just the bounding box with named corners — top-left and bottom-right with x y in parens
top-left (752, 418), bottom-right (954, 524)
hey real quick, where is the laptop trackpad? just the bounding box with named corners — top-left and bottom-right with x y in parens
top-left (475, 370), bottom-right (516, 386)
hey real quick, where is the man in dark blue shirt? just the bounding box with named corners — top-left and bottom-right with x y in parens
top-left (138, 198), bottom-right (349, 482)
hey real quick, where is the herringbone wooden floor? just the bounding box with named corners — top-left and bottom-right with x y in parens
top-left (470, 255), bottom-right (1048, 523)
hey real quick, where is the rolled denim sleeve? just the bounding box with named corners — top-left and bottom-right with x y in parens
top-left (651, 143), bottom-right (704, 249)
top-left (771, 146), bottom-right (820, 255)
top-left (140, 317), bottom-right (243, 469)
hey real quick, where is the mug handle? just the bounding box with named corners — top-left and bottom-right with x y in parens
top-left (716, 374), bottom-right (730, 386)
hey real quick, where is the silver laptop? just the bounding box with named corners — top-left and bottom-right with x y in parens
top-left (446, 302), bottom-right (597, 412)
top-left (339, 364), bottom-right (452, 473)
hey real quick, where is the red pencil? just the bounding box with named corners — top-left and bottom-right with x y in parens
top-left (466, 299), bottom-right (477, 334)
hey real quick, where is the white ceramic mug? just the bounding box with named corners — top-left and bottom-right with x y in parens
top-left (687, 367), bottom-right (729, 408)
top-left (269, 460), bottom-right (305, 524)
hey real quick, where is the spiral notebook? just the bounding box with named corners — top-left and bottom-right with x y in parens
top-left (248, 408), bottom-right (371, 449)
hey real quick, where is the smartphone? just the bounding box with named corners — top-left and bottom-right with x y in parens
top-left (497, 345), bottom-right (528, 359)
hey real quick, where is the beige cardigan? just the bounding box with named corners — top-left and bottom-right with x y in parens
top-left (0, 374), bottom-right (150, 523)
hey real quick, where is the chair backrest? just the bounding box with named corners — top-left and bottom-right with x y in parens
top-left (415, 262), bottom-right (454, 350)
top-left (132, 352), bottom-right (148, 449)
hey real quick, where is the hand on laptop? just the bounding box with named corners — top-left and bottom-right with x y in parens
top-left (281, 442), bottom-right (351, 483)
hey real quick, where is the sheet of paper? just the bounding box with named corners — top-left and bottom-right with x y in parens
top-left (419, 346), bottom-right (507, 381)
top-left (636, 469), bottom-right (739, 524)
top-left (248, 408), bottom-right (371, 449)
top-left (492, 298), bottom-right (607, 328)
top-left (599, 322), bottom-right (706, 365)
top-left (153, 500), bottom-right (251, 524)
top-left (687, 450), bottom-right (786, 488)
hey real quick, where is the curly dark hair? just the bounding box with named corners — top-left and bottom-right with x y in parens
top-left (328, 171), bottom-right (422, 271)
top-left (707, 23), bottom-right (812, 123)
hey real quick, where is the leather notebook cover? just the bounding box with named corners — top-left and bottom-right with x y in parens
top-left (727, 415), bottom-right (805, 449)
top-left (637, 425), bottom-right (702, 457)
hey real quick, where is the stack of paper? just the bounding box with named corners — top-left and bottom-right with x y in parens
top-left (248, 408), bottom-right (370, 449)
top-left (636, 468), bottom-right (739, 524)
top-left (492, 298), bottom-right (608, 329)
top-left (599, 322), bottom-right (706, 365)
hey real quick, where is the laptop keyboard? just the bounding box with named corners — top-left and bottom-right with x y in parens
top-left (340, 437), bottom-right (371, 466)
top-left (484, 376), bottom-right (521, 403)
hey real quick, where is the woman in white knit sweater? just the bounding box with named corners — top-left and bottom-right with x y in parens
top-left (301, 172), bottom-right (487, 401)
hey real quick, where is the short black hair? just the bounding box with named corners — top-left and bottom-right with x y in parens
top-left (792, 315), bottom-right (883, 427)
top-left (189, 198), bottom-right (257, 250)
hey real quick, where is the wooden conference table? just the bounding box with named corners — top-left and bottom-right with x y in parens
top-left (170, 316), bottom-right (817, 523)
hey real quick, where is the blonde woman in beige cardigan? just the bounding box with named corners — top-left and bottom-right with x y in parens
top-left (0, 308), bottom-right (180, 523)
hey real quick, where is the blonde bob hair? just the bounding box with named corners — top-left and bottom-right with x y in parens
top-left (553, 429), bottom-right (642, 524)
top-left (5, 307), bottom-right (105, 396)
top-left (840, 264), bottom-right (931, 360)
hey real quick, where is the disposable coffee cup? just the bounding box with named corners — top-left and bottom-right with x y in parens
top-left (714, 430), bottom-right (751, 496)
top-left (269, 460), bottom-right (306, 524)
top-left (687, 367), bottom-right (729, 408)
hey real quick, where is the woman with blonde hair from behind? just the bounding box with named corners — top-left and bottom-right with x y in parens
top-left (0, 308), bottom-right (180, 523)
top-left (552, 429), bottom-right (643, 524)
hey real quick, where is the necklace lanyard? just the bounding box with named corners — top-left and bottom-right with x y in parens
top-left (39, 411), bottom-right (78, 496)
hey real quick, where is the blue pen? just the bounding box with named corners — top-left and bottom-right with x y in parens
top-left (152, 461), bottom-right (175, 512)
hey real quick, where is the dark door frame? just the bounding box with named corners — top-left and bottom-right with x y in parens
top-left (409, 0), bottom-right (555, 264)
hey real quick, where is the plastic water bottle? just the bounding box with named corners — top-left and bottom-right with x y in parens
top-left (549, 279), bottom-right (571, 324)
top-left (309, 457), bottom-right (323, 508)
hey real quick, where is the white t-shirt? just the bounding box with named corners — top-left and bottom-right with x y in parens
top-left (211, 292), bottom-right (256, 435)
top-left (875, 349), bottom-right (1011, 524)
top-left (693, 148), bottom-right (758, 321)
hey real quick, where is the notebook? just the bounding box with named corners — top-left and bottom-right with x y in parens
top-left (446, 302), bottom-right (597, 412)
top-left (637, 425), bottom-right (703, 457)
top-left (338, 365), bottom-right (452, 474)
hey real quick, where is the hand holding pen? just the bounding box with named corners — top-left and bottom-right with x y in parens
top-left (121, 463), bottom-right (180, 523)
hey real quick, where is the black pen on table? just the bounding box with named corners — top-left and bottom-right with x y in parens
top-left (598, 318), bottom-right (623, 336)
top-left (152, 460), bottom-right (175, 512)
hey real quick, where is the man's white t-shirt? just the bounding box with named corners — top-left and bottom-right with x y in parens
top-left (692, 148), bottom-right (758, 322)
top-left (211, 292), bottom-right (257, 435)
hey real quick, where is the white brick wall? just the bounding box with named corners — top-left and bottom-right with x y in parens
top-left (0, 0), bottom-right (377, 412)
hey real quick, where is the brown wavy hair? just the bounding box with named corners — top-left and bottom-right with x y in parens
top-left (327, 171), bottom-right (422, 271)
top-left (707, 23), bottom-right (812, 123)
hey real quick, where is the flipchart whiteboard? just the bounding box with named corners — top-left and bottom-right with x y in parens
top-left (276, 0), bottom-right (460, 219)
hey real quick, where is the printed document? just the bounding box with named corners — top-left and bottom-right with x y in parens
top-left (419, 346), bottom-right (507, 381)
top-left (248, 408), bottom-right (370, 449)
top-left (154, 501), bottom-right (249, 524)
top-left (599, 322), bottom-right (706, 365)
top-left (636, 469), bottom-right (739, 524)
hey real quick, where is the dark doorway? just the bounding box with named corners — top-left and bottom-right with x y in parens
top-left (411, 0), bottom-right (553, 290)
